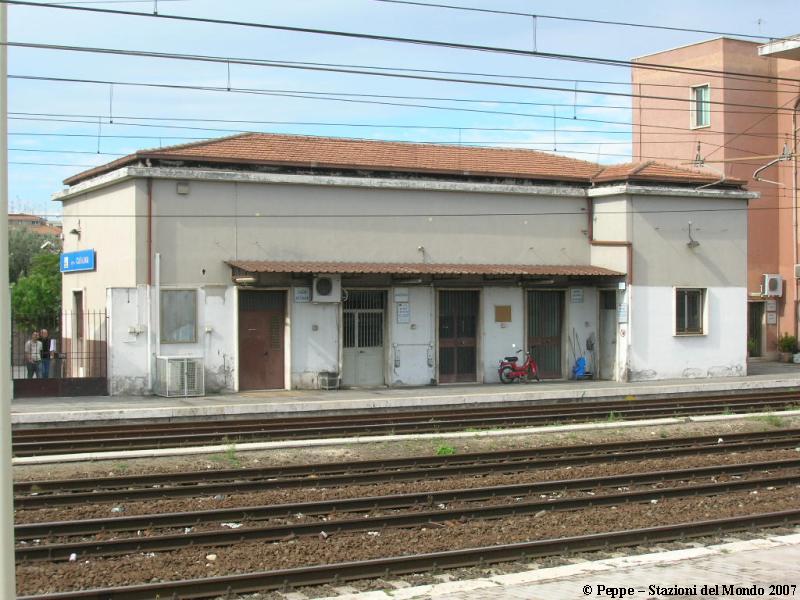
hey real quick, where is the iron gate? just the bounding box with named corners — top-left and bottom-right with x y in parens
top-left (438, 290), bottom-right (479, 383)
top-left (342, 290), bottom-right (386, 386)
top-left (11, 310), bottom-right (108, 397)
top-left (527, 291), bottom-right (564, 379)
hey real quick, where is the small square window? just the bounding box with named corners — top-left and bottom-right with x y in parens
top-left (691, 84), bottom-right (710, 128)
top-left (160, 289), bottom-right (197, 343)
top-left (676, 288), bottom-right (705, 335)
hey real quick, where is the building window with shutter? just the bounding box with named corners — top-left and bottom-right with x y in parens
top-left (691, 84), bottom-right (711, 128)
top-left (675, 288), bottom-right (706, 335)
top-left (160, 289), bottom-right (197, 343)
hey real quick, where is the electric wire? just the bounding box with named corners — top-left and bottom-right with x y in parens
top-left (4, 1), bottom-right (800, 87)
top-left (6, 41), bottom-right (799, 112)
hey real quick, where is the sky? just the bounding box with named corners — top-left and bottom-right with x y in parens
top-left (6, 0), bottom-right (800, 217)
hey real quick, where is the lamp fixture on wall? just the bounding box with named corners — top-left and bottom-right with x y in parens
top-left (69, 219), bottom-right (81, 239)
top-left (687, 221), bottom-right (700, 249)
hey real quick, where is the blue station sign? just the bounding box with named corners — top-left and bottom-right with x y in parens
top-left (60, 249), bottom-right (96, 273)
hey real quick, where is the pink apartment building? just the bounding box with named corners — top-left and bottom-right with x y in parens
top-left (632, 36), bottom-right (800, 357)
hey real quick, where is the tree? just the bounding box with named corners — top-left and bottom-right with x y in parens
top-left (11, 253), bottom-right (62, 329)
top-left (8, 228), bottom-right (61, 283)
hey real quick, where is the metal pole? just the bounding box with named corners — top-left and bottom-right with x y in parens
top-left (0, 4), bottom-right (16, 597)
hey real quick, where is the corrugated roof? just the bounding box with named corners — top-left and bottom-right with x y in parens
top-left (227, 260), bottom-right (622, 277)
top-left (63, 132), bottom-right (737, 188)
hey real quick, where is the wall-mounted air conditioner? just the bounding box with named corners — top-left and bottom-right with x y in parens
top-left (763, 274), bottom-right (784, 297)
top-left (313, 275), bottom-right (342, 303)
top-left (155, 356), bottom-right (205, 397)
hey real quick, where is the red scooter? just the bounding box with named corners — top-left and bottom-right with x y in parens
top-left (498, 348), bottom-right (541, 384)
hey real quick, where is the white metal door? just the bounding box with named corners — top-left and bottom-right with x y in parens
top-left (599, 290), bottom-right (617, 380)
top-left (342, 291), bottom-right (386, 387)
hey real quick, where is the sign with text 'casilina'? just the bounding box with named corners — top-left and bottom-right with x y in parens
top-left (60, 250), bottom-right (96, 273)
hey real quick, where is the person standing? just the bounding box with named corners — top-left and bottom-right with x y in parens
top-left (24, 331), bottom-right (42, 379)
top-left (39, 328), bottom-right (55, 379)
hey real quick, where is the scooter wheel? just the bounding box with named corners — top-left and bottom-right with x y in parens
top-left (499, 366), bottom-right (515, 384)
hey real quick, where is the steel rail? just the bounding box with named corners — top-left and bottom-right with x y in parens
top-left (15, 457), bottom-right (800, 541)
top-left (13, 390), bottom-right (799, 441)
top-left (15, 433), bottom-right (800, 509)
top-left (12, 397), bottom-right (800, 456)
top-left (17, 509), bottom-right (800, 599)
top-left (20, 427), bottom-right (799, 494)
top-left (17, 472), bottom-right (800, 562)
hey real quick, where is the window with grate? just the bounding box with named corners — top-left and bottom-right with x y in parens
top-left (676, 288), bottom-right (705, 335)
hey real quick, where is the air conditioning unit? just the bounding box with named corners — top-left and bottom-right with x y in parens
top-left (312, 274), bottom-right (342, 303)
top-left (763, 274), bottom-right (784, 297)
top-left (155, 356), bottom-right (205, 397)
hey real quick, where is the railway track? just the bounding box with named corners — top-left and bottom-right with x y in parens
top-left (16, 458), bottom-right (800, 562)
top-left (15, 428), bottom-right (800, 509)
top-left (18, 509), bottom-right (800, 600)
top-left (12, 390), bottom-right (800, 457)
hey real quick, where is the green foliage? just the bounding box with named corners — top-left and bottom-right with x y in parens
top-left (778, 333), bottom-right (797, 353)
top-left (11, 253), bottom-right (61, 328)
top-left (436, 444), bottom-right (456, 456)
top-left (8, 228), bottom-right (61, 283)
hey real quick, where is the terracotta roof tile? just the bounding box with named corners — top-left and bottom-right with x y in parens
top-left (227, 260), bottom-right (622, 277)
top-left (63, 132), bottom-right (744, 188)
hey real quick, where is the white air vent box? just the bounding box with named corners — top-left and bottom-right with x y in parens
top-left (312, 275), bottom-right (342, 303)
top-left (155, 356), bottom-right (205, 397)
top-left (763, 274), bottom-right (784, 297)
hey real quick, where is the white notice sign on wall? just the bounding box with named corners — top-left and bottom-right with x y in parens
top-left (397, 302), bottom-right (411, 323)
top-left (617, 302), bottom-right (628, 323)
top-left (294, 287), bottom-right (311, 303)
top-left (570, 288), bottom-right (584, 303)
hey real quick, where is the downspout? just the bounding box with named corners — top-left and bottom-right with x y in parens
top-left (793, 99), bottom-right (799, 340)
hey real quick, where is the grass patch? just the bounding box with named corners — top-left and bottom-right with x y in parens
top-left (113, 462), bottom-right (130, 473)
top-left (209, 437), bottom-right (241, 467)
top-left (436, 444), bottom-right (456, 456)
top-left (755, 413), bottom-right (786, 428)
top-left (605, 411), bottom-right (622, 422)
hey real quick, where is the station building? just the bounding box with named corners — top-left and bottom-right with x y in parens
top-left (54, 133), bottom-right (754, 394)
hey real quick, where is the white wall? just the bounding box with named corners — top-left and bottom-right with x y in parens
top-left (107, 287), bottom-right (149, 395)
top-left (290, 292), bottom-right (340, 389)
top-left (388, 286), bottom-right (436, 386)
top-left (481, 288), bottom-right (524, 383)
top-left (107, 285), bottom-right (237, 395)
top-left (628, 285), bottom-right (747, 380)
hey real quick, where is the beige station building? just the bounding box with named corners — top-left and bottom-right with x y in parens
top-left (54, 133), bottom-right (754, 394)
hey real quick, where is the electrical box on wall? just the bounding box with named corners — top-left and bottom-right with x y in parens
top-left (795, 264), bottom-right (800, 279)
top-left (763, 274), bottom-right (784, 297)
top-left (312, 275), bottom-right (342, 303)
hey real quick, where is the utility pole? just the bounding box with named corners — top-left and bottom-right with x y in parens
top-left (0, 4), bottom-right (15, 598)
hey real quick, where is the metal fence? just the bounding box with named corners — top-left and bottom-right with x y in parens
top-left (11, 310), bottom-right (108, 396)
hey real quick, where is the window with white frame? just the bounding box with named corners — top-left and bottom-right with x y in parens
top-left (691, 84), bottom-right (710, 128)
top-left (160, 289), bottom-right (197, 343)
top-left (676, 288), bottom-right (705, 335)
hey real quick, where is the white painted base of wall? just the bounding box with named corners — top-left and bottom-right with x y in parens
top-left (628, 285), bottom-right (747, 381)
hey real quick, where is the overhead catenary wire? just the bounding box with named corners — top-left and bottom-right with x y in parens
top-left (3, 1), bottom-right (800, 87)
top-left (10, 76), bottom-right (793, 142)
top-left (5, 41), bottom-right (800, 112)
top-left (369, 0), bottom-right (779, 41)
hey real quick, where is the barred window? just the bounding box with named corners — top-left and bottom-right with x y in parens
top-left (676, 288), bottom-right (705, 335)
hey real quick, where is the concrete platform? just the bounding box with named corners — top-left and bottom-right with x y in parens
top-left (11, 360), bottom-right (800, 426)
top-left (319, 532), bottom-right (800, 600)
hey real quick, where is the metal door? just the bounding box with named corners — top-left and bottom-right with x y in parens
top-left (599, 290), bottom-right (617, 380)
top-left (747, 302), bottom-right (764, 357)
top-left (238, 291), bottom-right (285, 390)
top-left (438, 290), bottom-right (479, 383)
top-left (342, 291), bottom-right (386, 387)
top-left (527, 290), bottom-right (564, 379)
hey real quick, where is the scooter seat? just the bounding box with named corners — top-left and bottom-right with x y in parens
top-left (504, 356), bottom-right (518, 362)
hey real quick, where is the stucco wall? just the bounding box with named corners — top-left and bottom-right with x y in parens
top-left (564, 286), bottom-right (599, 376)
top-left (148, 179), bottom-right (591, 286)
top-left (290, 293), bottom-right (340, 389)
top-left (61, 180), bottom-right (139, 311)
top-left (481, 287), bottom-right (525, 383)
top-left (388, 286), bottom-right (435, 386)
top-left (628, 285), bottom-right (747, 380)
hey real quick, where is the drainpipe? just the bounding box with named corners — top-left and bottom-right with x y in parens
top-left (793, 99), bottom-right (799, 340)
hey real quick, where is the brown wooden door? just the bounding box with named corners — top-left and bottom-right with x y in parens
top-left (238, 291), bottom-right (285, 390)
top-left (527, 290), bottom-right (564, 379)
top-left (438, 290), bottom-right (479, 383)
